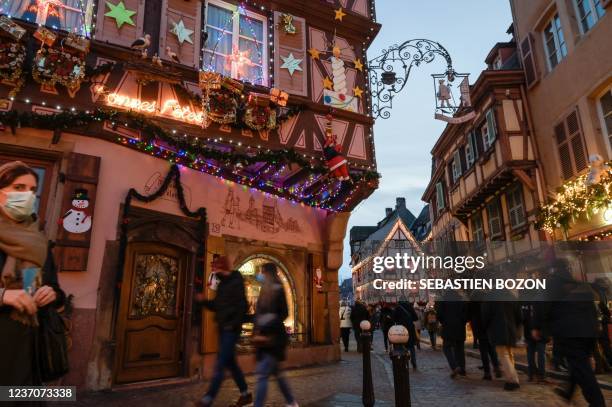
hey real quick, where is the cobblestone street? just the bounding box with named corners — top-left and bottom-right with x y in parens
top-left (73, 332), bottom-right (612, 407)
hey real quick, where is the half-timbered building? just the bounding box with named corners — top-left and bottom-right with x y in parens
top-left (0, 0), bottom-right (380, 390)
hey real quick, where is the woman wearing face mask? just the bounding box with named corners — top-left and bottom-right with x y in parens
top-left (252, 262), bottom-right (298, 407)
top-left (0, 161), bottom-right (65, 385)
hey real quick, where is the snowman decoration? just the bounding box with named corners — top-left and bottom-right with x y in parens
top-left (62, 188), bottom-right (92, 234)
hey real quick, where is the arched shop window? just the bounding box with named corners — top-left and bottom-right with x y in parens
top-left (237, 255), bottom-right (298, 344)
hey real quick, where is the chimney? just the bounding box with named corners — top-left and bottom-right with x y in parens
top-left (385, 208), bottom-right (393, 217)
top-left (396, 197), bottom-right (406, 209)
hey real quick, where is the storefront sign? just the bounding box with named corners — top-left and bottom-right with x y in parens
top-left (106, 93), bottom-right (204, 125)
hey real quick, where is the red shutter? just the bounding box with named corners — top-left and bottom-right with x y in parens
top-left (54, 153), bottom-right (100, 272)
top-left (274, 11), bottom-right (307, 96)
top-left (520, 34), bottom-right (539, 88)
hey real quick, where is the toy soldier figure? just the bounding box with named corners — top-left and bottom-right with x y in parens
top-left (437, 79), bottom-right (452, 108)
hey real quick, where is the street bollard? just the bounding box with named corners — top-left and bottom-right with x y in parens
top-left (388, 325), bottom-right (411, 407)
top-left (360, 320), bottom-right (375, 407)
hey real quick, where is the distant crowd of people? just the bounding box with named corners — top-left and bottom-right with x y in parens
top-left (341, 259), bottom-right (610, 407)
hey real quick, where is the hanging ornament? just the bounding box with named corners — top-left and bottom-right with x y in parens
top-left (65, 34), bottom-right (91, 53)
top-left (105, 0), bottom-right (136, 29)
top-left (322, 44), bottom-right (358, 112)
top-left (334, 7), bottom-right (346, 22)
top-left (280, 13), bottom-right (297, 35)
top-left (0, 15), bottom-right (26, 40)
top-left (308, 48), bottom-right (321, 60)
top-left (33, 26), bottom-right (57, 47)
top-left (353, 58), bottom-right (364, 71)
top-left (280, 53), bottom-right (303, 76)
top-left (170, 19), bottom-right (194, 45)
top-left (244, 93), bottom-right (276, 131)
top-left (322, 76), bottom-right (333, 90)
top-left (323, 114), bottom-right (350, 182)
top-left (353, 86), bottom-right (363, 98)
top-left (269, 88), bottom-right (289, 106)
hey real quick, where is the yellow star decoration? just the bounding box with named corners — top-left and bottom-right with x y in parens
top-left (353, 58), bottom-right (363, 71)
top-left (323, 76), bottom-right (333, 90)
top-left (334, 7), bottom-right (346, 21)
top-left (353, 86), bottom-right (363, 98)
top-left (308, 48), bottom-right (321, 60)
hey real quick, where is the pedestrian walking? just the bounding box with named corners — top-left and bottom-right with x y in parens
top-left (196, 256), bottom-right (252, 407)
top-left (424, 306), bottom-right (439, 350)
top-left (252, 262), bottom-right (298, 407)
top-left (339, 300), bottom-right (352, 352)
top-left (533, 260), bottom-right (606, 407)
top-left (0, 161), bottom-right (66, 386)
top-left (436, 290), bottom-right (468, 378)
top-left (481, 291), bottom-right (522, 391)
top-left (380, 304), bottom-right (394, 352)
top-left (593, 278), bottom-right (612, 371)
top-left (468, 298), bottom-right (502, 380)
top-left (350, 300), bottom-right (370, 353)
top-left (393, 300), bottom-right (418, 369)
top-left (522, 302), bottom-right (547, 383)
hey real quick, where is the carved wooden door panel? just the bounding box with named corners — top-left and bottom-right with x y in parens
top-left (115, 242), bottom-right (188, 383)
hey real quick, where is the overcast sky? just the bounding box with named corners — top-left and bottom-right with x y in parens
top-left (339, 1), bottom-right (513, 280)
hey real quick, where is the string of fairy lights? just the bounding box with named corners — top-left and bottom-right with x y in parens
top-left (0, 1), bottom-right (382, 211)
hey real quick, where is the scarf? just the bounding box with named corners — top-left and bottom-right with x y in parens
top-left (0, 214), bottom-right (47, 326)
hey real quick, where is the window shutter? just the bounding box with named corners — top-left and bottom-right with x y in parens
top-left (520, 33), bottom-right (539, 88)
top-left (274, 11), bottom-right (307, 96)
top-left (436, 182), bottom-right (445, 211)
top-left (566, 110), bottom-right (588, 172)
top-left (486, 109), bottom-right (497, 142)
top-left (54, 153), bottom-right (100, 272)
top-left (555, 122), bottom-right (574, 179)
top-left (459, 146), bottom-right (467, 172)
top-left (143, 0), bottom-right (163, 57)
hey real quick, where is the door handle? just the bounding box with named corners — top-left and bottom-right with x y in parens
top-left (139, 352), bottom-right (161, 360)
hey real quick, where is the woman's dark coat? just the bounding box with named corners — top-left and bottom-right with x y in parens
top-left (392, 301), bottom-right (418, 346)
top-left (435, 291), bottom-right (468, 341)
top-left (254, 282), bottom-right (289, 361)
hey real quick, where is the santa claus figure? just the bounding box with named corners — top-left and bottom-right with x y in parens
top-left (323, 114), bottom-right (350, 181)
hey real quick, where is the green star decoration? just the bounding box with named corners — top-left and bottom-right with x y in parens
top-left (280, 53), bottom-right (303, 76)
top-left (170, 19), bottom-right (194, 45)
top-left (105, 1), bottom-right (136, 29)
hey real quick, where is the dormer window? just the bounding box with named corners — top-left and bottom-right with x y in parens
top-left (203, 0), bottom-right (268, 86)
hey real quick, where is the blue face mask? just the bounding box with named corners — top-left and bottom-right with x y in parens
top-left (2, 191), bottom-right (36, 221)
top-left (255, 273), bottom-right (265, 283)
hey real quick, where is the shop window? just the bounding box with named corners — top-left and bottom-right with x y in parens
top-left (0, 154), bottom-right (55, 227)
top-left (237, 255), bottom-right (297, 343)
top-left (506, 184), bottom-right (526, 229)
top-left (574, 0), bottom-right (606, 34)
top-left (542, 13), bottom-right (568, 71)
top-left (203, 0), bottom-right (267, 85)
top-left (2, 0), bottom-right (93, 36)
top-left (598, 87), bottom-right (612, 152)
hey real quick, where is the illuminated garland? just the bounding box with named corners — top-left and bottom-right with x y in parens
top-left (0, 41), bottom-right (25, 97)
top-left (536, 161), bottom-right (612, 233)
top-left (0, 108), bottom-right (380, 210)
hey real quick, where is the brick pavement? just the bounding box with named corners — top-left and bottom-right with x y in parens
top-left (72, 331), bottom-right (612, 407)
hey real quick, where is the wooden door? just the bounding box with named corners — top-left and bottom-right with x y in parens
top-left (115, 242), bottom-right (189, 383)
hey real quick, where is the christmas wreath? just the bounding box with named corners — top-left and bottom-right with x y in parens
top-left (207, 88), bottom-right (239, 124)
top-left (0, 40), bottom-right (26, 97)
top-left (244, 105), bottom-right (277, 131)
top-left (32, 47), bottom-right (86, 90)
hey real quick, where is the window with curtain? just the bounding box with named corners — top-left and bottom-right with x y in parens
top-left (542, 13), bottom-right (567, 70)
top-left (203, 0), bottom-right (267, 86)
top-left (481, 109), bottom-right (497, 151)
top-left (1, 0), bottom-right (92, 36)
top-left (574, 0), bottom-right (606, 34)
